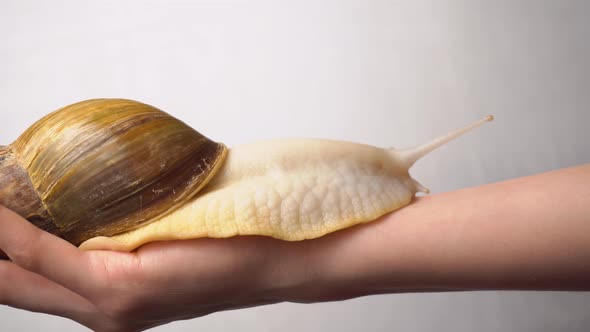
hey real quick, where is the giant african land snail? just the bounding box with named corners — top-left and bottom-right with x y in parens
top-left (0, 99), bottom-right (492, 252)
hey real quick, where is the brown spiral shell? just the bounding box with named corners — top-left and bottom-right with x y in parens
top-left (0, 99), bottom-right (227, 245)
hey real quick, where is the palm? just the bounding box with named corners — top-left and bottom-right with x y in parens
top-left (0, 205), bottom-right (281, 331)
top-left (90, 237), bottom-right (278, 321)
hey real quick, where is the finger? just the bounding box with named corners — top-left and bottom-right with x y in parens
top-left (0, 260), bottom-right (98, 324)
top-left (0, 204), bottom-right (95, 297)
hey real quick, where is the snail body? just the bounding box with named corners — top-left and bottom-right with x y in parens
top-left (0, 99), bottom-right (492, 252)
top-left (81, 139), bottom-right (423, 251)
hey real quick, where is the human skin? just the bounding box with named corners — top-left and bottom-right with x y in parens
top-left (0, 164), bottom-right (589, 331)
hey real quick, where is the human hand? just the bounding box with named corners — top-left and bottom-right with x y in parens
top-left (0, 205), bottom-right (298, 331)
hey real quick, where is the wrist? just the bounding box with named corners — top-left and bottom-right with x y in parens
top-left (265, 217), bottom-right (415, 303)
top-left (265, 198), bottom-right (459, 303)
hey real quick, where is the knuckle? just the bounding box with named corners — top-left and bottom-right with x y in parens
top-left (85, 254), bottom-right (147, 321)
top-left (0, 224), bottom-right (44, 271)
top-left (88, 254), bottom-right (143, 289)
top-left (9, 245), bottom-right (35, 270)
top-left (9, 234), bottom-right (42, 271)
top-left (87, 254), bottom-right (120, 289)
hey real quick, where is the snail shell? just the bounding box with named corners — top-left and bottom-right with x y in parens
top-left (0, 99), bottom-right (227, 245)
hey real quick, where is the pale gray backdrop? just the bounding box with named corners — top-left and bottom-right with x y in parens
top-left (1, 0), bottom-right (589, 331)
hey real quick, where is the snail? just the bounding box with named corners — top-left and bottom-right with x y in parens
top-left (0, 99), bottom-right (493, 252)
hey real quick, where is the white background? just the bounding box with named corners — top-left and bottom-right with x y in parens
top-left (1, 0), bottom-right (589, 331)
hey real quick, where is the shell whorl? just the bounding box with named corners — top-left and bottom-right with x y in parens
top-left (2, 99), bottom-right (227, 245)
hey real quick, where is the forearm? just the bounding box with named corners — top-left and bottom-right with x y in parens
top-left (277, 164), bottom-right (590, 302)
